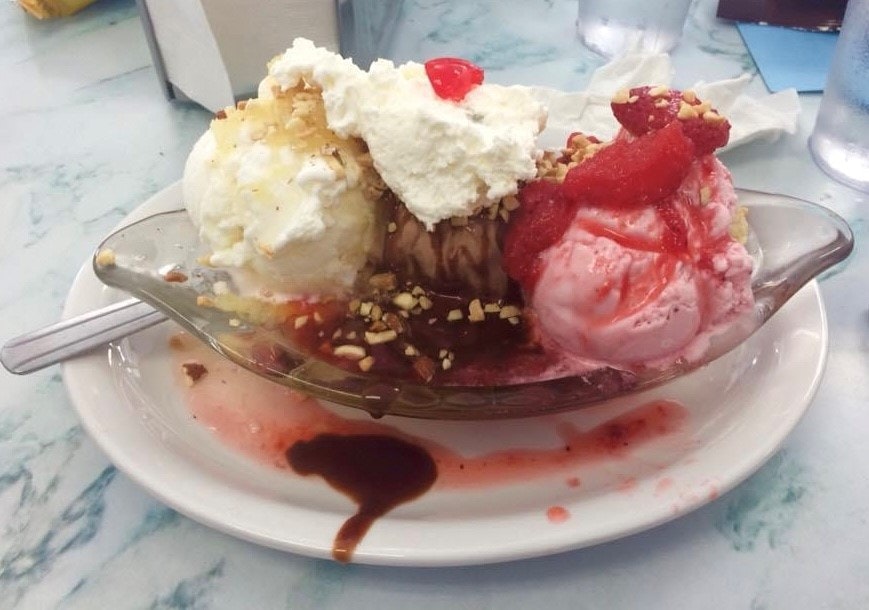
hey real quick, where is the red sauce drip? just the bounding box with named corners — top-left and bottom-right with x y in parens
top-left (175, 340), bottom-right (691, 559)
top-left (546, 505), bottom-right (571, 523)
top-left (287, 434), bottom-right (437, 563)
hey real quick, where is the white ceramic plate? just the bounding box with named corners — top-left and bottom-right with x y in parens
top-left (62, 183), bottom-right (828, 566)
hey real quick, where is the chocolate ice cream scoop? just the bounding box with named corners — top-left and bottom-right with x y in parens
top-left (381, 195), bottom-right (513, 300)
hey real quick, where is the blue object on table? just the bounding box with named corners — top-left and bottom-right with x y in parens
top-left (736, 23), bottom-right (838, 92)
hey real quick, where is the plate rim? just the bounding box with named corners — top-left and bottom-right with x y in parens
top-left (61, 181), bottom-right (829, 566)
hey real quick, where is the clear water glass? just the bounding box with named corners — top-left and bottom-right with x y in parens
top-left (809, 0), bottom-right (869, 192)
top-left (576, 0), bottom-right (693, 58)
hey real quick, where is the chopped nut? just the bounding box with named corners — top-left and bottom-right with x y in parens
top-left (313, 310), bottom-right (323, 324)
top-left (649, 85), bottom-right (669, 97)
top-left (702, 110), bottom-right (725, 124)
top-left (611, 88), bottom-right (630, 104)
top-left (677, 102), bottom-right (698, 120)
top-left (404, 345), bottom-right (419, 357)
top-left (368, 272), bottom-right (397, 291)
top-left (398, 310), bottom-right (410, 318)
top-left (411, 306), bottom-right (423, 315)
top-left (499, 305), bottom-right (522, 319)
top-left (392, 292), bottom-right (418, 310)
top-left (365, 329), bottom-right (397, 345)
top-left (441, 358), bottom-right (452, 371)
top-left (468, 299), bottom-right (485, 322)
top-left (294, 315), bottom-right (309, 329)
top-left (508, 317), bottom-right (520, 325)
top-left (428, 318), bottom-right (437, 325)
top-left (699, 186), bottom-right (712, 205)
top-left (499, 208), bottom-right (510, 223)
top-left (412, 356), bottom-right (437, 382)
top-left (228, 318), bottom-right (241, 327)
top-left (348, 299), bottom-right (361, 314)
top-left (163, 269), bottom-right (188, 283)
top-left (359, 301), bottom-right (373, 316)
top-left (411, 285), bottom-right (426, 296)
top-left (439, 348), bottom-right (449, 359)
top-left (369, 320), bottom-right (388, 332)
top-left (181, 362), bottom-right (208, 386)
top-left (682, 89), bottom-right (697, 103)
top-left (332, 329), bottom-right (343, 340)
top-left (94, 248), bottom-right (116, 267)
top-left (418, 295), bottom-right (433, 310)
top-left (345, 331), bottom-right (357, 340)
top-left (446, 309), bottom-right (463, 321)
top-left (654, 98), bottom-right (669, 108)
top-left (628, 95), bottom-right (639, 103)
top-left (502, 195), bottom-right (520, 211)
top-left (696, 101), bottom-right (712, 115)
top-left (358, 356), bottom-right (375, 372)
top-left (382, 312), bottom-right (404, 332)
top-left (484, 302), bottom-right (501, 314)
top-left (370, 304), bottom-right (383, 321)
top-left (334, 344), bottom-right (366, 360)
top-left (387, 222), bottom-right (398, 233)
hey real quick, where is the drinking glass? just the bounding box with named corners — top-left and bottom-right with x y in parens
top-left (576, 0), bottom-right (693, 58)
top-left (809, 0), bottom-right (869, 192)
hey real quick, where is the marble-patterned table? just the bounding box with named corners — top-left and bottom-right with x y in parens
top-left (1, 0), bottom-right (866, 608)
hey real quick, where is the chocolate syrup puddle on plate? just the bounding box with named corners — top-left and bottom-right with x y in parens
top-left (287, 434), bottom-right (438, 562)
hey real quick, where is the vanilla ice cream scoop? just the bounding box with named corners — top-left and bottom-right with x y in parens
top-left (183, 85), bottom-right (385, 298)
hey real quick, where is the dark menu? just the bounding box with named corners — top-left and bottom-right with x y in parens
top-left (717, 0), bottom-right (848, 32)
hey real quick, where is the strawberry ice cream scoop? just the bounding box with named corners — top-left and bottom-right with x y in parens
top-left (503, 86), bottom-right (753, 371)
top-left (531, 158), bottom-right (753, 368)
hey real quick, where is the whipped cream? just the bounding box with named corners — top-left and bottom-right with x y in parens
top-left (266, 38), bottom-right (547, 229)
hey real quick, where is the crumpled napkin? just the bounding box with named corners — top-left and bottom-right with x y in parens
top-left (532, 52), bottom-right (800, 152)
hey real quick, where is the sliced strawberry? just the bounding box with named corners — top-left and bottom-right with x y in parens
top-left (679, 117), bottom-right (731, 157)
top-left (561, 121), bottom-right (695, 208)
top-left (611, 86), bottom-right (730, 156)
top-left (424, 58), bottom-right (484, 102)
top-left (503, 180), bottom-right (574, 288)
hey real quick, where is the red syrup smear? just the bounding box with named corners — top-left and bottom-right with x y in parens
top-left (173, 338), bottom-right (689, 558)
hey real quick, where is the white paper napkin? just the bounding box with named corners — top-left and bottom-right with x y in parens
top-left (532, 52), bottom-right (801, 152)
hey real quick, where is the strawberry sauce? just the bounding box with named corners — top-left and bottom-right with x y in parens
top-left (172, 334), bottom-right (689, 560)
